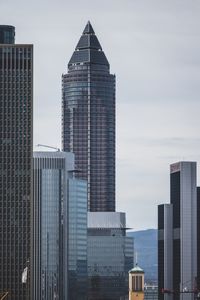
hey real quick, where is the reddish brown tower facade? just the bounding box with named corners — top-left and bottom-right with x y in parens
top-left (62, 22), bottom-right (115, 212)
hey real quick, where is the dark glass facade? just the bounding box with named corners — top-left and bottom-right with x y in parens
top-left (158, 205), bottom-right (164, 300)
top-left (62, 21), bottom-right (115, 212)
top-left (0, 27), bottom-right (33, 299)
top-left (158, 173), bottom-right (181, 300)
top-left (88, 229), bottom-right (133, 300)
top-left (173, 240), bottom-right (180, 300)
top-left (170, 172), bottom-right (180, 300)
top-left (87, 212), bottom-right (134, 300)
top-left (170, 172), bottom-right (180, 229)
top-left (197, 187), bottom-right (200, 289)
top-left (158, 163), bottom-right (197, 300)
top-left (0, 25), bottom-right (15, 44)
top-left (33, 154), bottom-right (66, 300)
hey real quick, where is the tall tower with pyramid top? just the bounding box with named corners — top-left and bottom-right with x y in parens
top-left (62, 21), bottom-right (115, 212)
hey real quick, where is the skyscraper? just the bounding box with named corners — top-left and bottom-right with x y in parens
top-left (62, 22), bottom-right (133, 299)
top-left (33, 151), bottom-right (88, 300)
top-left (0, 26), bottom-right (33, 299)
top-left (62, 21), bottom-right (115, 212)
top-left (33, 151), bottom-right (74, 300)
top-left (158, 162), bottom-right (197, 300)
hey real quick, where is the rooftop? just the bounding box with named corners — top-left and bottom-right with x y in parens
top-left (129, 264), bottom-right (145, 274)
top-left (68, 21), bottom-right (109, 67)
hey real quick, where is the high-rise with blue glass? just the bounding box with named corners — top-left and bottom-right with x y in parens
top-left (33, 151), bottom-right (88, 300)
top-left (62, 21), bottom-right (115, 212)
top-left (67, 176), bottom-right (88, 300)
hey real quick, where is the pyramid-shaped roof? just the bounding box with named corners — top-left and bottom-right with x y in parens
top-left (129, 264), bottom-right (144, 274)
top-left (68, 21), bottom-right (109, 67)
top-left (75, 34), bottom-right (102, 51)
top-left (83, 21), bottom-right (95, 35)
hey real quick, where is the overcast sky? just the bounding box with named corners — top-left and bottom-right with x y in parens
top-left (1, 0), bottom-right (200, 230)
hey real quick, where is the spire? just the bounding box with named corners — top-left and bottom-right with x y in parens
top-left (68, 22), bottom-right (109, 67)
top-left (75, 21), bottom-right (102, 51)
top-left (83, 21), bottom-right (95, 35)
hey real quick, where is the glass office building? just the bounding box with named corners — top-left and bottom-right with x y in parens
top-left (87, 212), bottom-right (134, 300)
top-left (33, 151), bottom-right (74, 300)
top-left (68, 178), bottom-right (88, 300)
top-left (33, 151), bottom-right (87, 300)
top-left (0, 26), bottom-right (33, 299)
top-left (158, 162), bottom-right (197, 300)
top-left (62, 21), bottom-right (115, 212)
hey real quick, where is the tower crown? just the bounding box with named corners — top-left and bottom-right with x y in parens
top-left (68, 21), bottom-right (109, 67)
top-left (0, 25), bottom-right (15, 44)
top-left (83, 21), bottom-right (95, 35)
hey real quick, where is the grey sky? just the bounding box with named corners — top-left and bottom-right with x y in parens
top-left (1, 0), bottom-right (200, 230)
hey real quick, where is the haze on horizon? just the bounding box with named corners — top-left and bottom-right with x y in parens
top-left (1, 0), bottom-right (200, 230)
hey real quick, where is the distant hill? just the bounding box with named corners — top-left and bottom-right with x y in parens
top-left (127, 229), bottom-right (157, 283)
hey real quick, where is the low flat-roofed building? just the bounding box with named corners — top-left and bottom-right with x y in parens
top-left (87, 212), bottom-right (134, 300)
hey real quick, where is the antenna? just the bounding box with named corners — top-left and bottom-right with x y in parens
top-left (36, 144), bottom-right (60, 152)
top-left (135, 251), bottom-right (138, 266)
